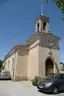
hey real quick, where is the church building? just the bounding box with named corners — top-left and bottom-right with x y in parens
top-left (3, 14), bottom-right (60, 81)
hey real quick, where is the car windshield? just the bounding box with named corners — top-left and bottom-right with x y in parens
top-left (45, 74), bottom-right (58, 80)
top-left (1, 70), bottom-right (10, 76)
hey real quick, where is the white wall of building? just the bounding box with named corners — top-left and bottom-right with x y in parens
top-left (16, 49), bottom-right (29, 80)
top-left (4, 51), bottom-right (18, 80)
top-left (38, 46), bottom-right (60, 77)
top-left (28, 44), bottom-right (39, 80)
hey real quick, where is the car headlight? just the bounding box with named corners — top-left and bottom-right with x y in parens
top-left (45, 82), bottom-right (52, 87)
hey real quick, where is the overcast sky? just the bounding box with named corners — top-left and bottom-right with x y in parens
top-left (0, 0), bottom-right (64, 62)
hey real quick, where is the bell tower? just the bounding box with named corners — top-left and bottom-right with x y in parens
top-left (35, 15), bottom-right (50, 33)
top-left (27, 1), bottom-right (60, 80)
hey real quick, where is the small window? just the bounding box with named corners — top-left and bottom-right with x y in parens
top-left (8, 60), bottom-right (10, 64)
top-left (12, 58), bottom-right (15, 69)
top-left (43, 22), bottom-right (46, 30)
top-left (8, 60), bottom-right (10, 69)
top-left (61, 74), bottom-right (64, 79)
top-left (37, 23), bottom-right (40, 31)
top-left (58, 75), bottom-right (64, 80)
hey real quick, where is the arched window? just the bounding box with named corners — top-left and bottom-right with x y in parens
top-left (8, 60), bottom-right (10, 69)
top-left (43, 22), bottom-right (46, 30)
top-left (12, 58), bottom-right (15, 70)
top-left (37, 23), bottom-right (40, 31)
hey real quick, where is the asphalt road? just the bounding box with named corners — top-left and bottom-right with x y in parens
top-left (0, 81), bottom-right (64, 96)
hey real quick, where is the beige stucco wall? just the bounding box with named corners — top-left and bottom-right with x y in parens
top-left (4, 47), bottom-right (29, 81)
top-left (4, 51), bottom-right (18, 80)
top-left (51, 49), bottom-right (60, 73)
top-left (15, 49), bottom-right (29, 80)
top-left (28, 41), bottom-right (39, 80)
top-left (38, 46), bottom-right (60, 77)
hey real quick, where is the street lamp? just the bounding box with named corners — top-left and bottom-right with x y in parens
top-left (49, 43), bottom-right (54, 48)
top-left (48, 43), bottom-right (54, 55)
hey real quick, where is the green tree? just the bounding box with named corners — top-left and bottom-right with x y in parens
top-left (42, 0), bottom-right (64, 20)
top-left (0, 60), bottom-right (3, 72)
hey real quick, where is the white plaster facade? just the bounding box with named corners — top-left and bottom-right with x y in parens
top-left (3, 15), bottom-right (60, 81)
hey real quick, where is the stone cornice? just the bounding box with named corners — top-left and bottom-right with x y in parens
top-left (38, 43), bottom-right (60, 50)
top-left (4, 44), bottom-right (29, 60)
top-left (29, 43), bottom-right (59, 51)
top-left (27, 32), bottom-right (60, 44)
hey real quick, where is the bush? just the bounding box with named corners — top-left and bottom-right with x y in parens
top-left (32, 76), bottom-right (43, 86)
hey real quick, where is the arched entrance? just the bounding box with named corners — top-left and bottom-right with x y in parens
top-left (45, 58), bottom-right (54, 76)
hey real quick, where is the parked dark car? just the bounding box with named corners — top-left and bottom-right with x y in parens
top-left (37, 73), bottom-right (64, 94)
top-left (0, 70), bottom-right (11, 80)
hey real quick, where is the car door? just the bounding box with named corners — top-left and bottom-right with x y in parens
top-left (61, 74), bottom-right (64, 91)
top-left (58, 74), bottom-right (64, 91)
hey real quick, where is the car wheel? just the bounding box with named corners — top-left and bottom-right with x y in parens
top-left (53, 87), bottom-right (58, 94)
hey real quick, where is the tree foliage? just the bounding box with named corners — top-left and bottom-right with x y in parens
top-left (0, 60), bottom-right (3, 72)
top-left (43, 0), bottom-right (64, 20)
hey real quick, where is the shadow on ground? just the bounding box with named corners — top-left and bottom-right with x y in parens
top-left (38, 90), bottom-right (64, 95)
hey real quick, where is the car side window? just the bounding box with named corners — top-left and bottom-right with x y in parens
top-left (61, 74), bottom-right (64, 79)
top-left (59, 75), bottom-right (64, 80)
top-left (58, 75), bottom-right (63, 80)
